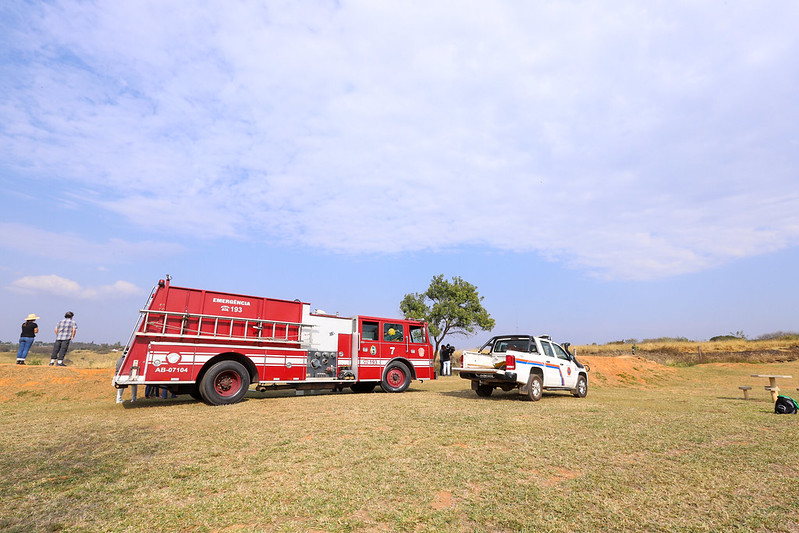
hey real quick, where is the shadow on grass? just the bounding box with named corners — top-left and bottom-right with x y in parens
top-left (120, 396), bottom-right (197, 409)
top-left (118, 385), bottom-right (430, 408)
top-left (717, 395), bottom-right (767, 401)
top-left (439, 388), bottom-right (582, 402)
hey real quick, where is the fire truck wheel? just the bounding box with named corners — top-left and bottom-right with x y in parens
top-left (189, 389), bottom-right (203, 402)
top-left (350, 382), bottom-right (376, 393)
top-left (199, 360), bottom-right (251, 405)
top-left (381, 361), bottom-right (411, 393)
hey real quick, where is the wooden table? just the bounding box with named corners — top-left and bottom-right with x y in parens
top-left (751, 374), bottom-right (793, 402)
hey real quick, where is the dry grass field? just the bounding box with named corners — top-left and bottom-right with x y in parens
top-left (574, 338), bottom-right (799, 366)
top-left (1, 348), bottom-right (799, 532)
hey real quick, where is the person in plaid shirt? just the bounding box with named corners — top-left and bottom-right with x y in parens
top-left (50, 311), bottom-right (77, 366)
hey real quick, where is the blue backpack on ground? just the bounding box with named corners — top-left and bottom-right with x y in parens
top-left (775, 395), bottom-right (798, 414)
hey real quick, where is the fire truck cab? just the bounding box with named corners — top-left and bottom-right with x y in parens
top-left (113, 279), bottom-right (435, 405)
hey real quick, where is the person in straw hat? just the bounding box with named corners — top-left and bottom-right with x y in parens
top-left (17, 313), bottom-right (40, 365)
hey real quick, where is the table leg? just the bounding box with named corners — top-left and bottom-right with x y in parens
top-left (769, 378), bottom-right (779, 403)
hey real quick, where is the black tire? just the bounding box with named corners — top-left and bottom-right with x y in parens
top-left (572, 375), bottom-right (588, 398)
top-left (476, 384), bottom-right (493, 397)
top-left (199, 360), bottom-right (250, 405)
top-left (350, 382), bottom-right (376, 393)
top-left (189, 388), bottom-right (203, 402)
top-left (381, 361), bottom-right (412, 393)
top-left (526, 373), bottom-right (543, 401)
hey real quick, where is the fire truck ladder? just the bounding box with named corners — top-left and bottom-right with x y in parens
top-left (115, 283), bottom-right (161, 382)
top-left (137, 309), bottom-right (311, 344)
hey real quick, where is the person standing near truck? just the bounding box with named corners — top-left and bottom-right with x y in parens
top-left (440, 344), bottom-right (453, 376)
top-left (16, 313), bottom-right (40, 364)
top-left (50, 312), bottom-right (77, 366)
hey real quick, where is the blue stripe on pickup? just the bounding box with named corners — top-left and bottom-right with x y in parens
top-left (515, 359), bottom-right (564, 386)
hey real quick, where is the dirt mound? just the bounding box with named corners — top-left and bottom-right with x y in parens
top-left (581, 355), bottom-right (677, 387)
top-left (0, 364), bottom-right (114, 403)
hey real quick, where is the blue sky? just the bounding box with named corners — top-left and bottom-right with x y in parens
top-left (1, 1), bottom-right (798, 347)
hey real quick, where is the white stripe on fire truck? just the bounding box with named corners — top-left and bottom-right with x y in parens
top-left (148, 341), bottom-right (308, 352)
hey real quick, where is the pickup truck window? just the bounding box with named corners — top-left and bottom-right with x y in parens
top-left (541, 341), bottom-right (555, 358)
top-left (497, 338), bottom-right (527, 352)
top-left (553, 344), bottom-right (570, 360)
top-left (506, 341), bottom-right (529, 352)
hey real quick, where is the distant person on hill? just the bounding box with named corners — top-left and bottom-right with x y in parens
top-left (50, 311), bottom-right (77, 366)
top-left (17, 313), bottom-right (40, 365)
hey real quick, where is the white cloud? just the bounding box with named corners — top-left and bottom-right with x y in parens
top-left (0, 223), bottom-right (183, 263)
top-left (10, 275), bottom-right (142, 299)
top-left (2, 1), bottom-right (799, 280)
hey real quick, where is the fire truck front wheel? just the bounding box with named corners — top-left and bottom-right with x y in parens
top-left (381, 361), bottom-right (412, 393)
top-left (199, 360), bottom-right (251, 405)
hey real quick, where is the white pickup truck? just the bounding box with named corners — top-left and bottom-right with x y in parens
top-left (454, 335), bottom-right (589, 400)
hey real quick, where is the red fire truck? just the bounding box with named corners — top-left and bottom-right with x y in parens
top-left (113, 278), bottom-right (436, 405)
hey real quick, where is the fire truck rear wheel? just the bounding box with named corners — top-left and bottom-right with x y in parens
top-left (199, 360), bottom-right (251, 405)
top-left (381, 361), bottom-right (411, 393)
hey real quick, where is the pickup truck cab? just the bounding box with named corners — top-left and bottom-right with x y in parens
top-left (454, 335), bottom-right (588, 401)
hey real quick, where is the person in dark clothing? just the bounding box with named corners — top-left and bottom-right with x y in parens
top-left (440, 344), bottom-right (453, 376)
top-left (17, 313), bottom-right (40, 364)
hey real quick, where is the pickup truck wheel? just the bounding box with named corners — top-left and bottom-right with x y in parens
top-left (526, 373), bottom-right (543, 401)
top-left (381, 361), bottom-right (411, 393)
top-left (572, 375), bottom-right (588, 398)
top-left (199, 360), bottom-right (250, 405)
top-left (475, 384), bottom-right (493, 397)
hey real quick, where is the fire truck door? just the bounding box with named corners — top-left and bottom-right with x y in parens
top-left (358, 320), bottom-right (381, 380)
top-left (380, 322), bottom-right (407, 360)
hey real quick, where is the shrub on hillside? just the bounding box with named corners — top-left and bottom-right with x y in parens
top-left (756, 331), bottom-right (799, 341)
top-left (710, 335), bottom-right (741, 342)
top-left (642, 336), bottom-right (692, 343)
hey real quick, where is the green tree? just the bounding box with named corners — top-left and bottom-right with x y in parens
top-left (400, 274), bottom-right (495, 357)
